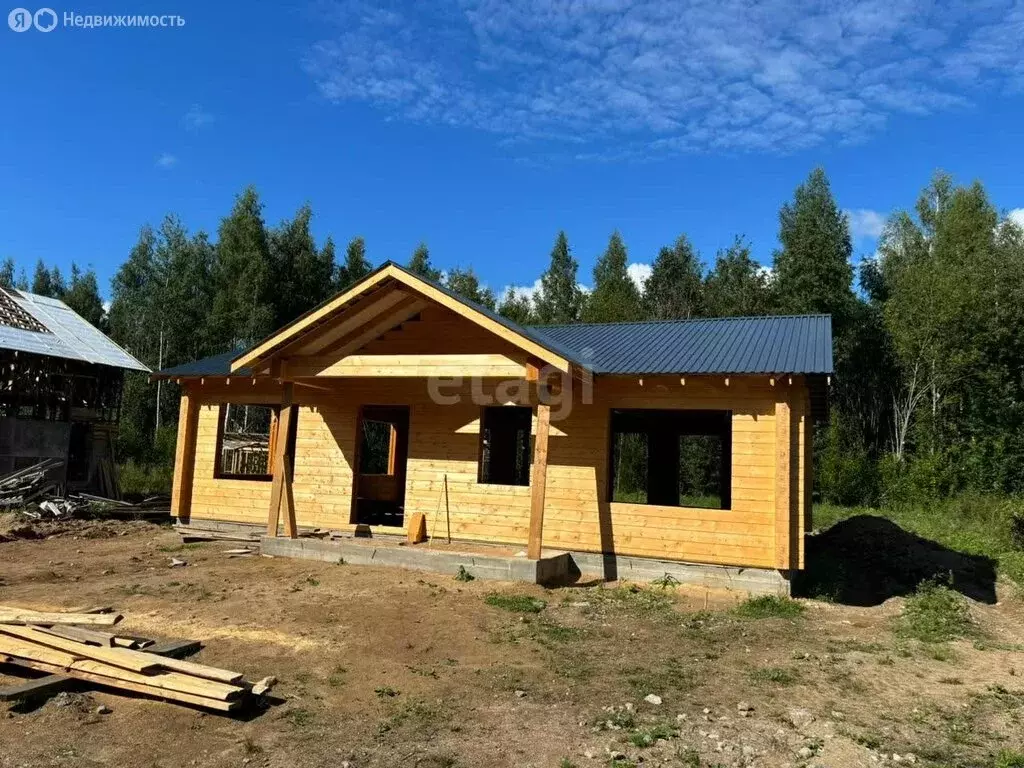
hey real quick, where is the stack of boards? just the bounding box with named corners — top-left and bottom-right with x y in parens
top-left (0, 606), bottom-right (274, 713)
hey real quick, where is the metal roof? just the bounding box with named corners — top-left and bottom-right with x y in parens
top-left (158, 314), bottom-right (832, 379)
top-left (0, 290), bottom-right (150, 372)
top-left (529, 315), bottom-right (833, 375)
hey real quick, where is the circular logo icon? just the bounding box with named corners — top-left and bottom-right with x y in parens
top-left (33, 7), bottom-right (57, 31)
top-left (8, 7), bottom-right (33, 31)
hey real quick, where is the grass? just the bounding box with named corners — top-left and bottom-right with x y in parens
top-left (734, 594), bottom-right (805, 619)
top-left (484, 593), bottom-right (547, 613)
top-left (749, 666), bottom-right (799, 685)
top-left (896, 580), bottom-right (977, 643)
top-left (454, 565), bottom-right (475, 582)
top-left (623, 658), bottom-right (695, 695)
top-left (815, 495), bottom-right (1024, 585)
top-left (117, 460), bottom-right (173, 499)
top-left (627, 722), bottom-right (677, 747)
top-left (995, 751), bottom-right (1024, 768)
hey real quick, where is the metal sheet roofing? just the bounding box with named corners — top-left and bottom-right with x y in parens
top-left (158, 314), bottom-right (832, 379)
top-left (0, 290), bottom-right (150, 372)
top-left (529, 315), bottom-right (833, 375)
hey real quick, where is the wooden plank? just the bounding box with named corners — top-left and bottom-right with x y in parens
top-left (0, 672), bottom-right (73, 702)
top-left (316, 296), bottom-right (430, 357)
top-left (0, 609), bottom-right (123, 627)
top-left (287, 353), bottom-right (527, 379)
top-left (774, 394), bottom-right (793, 570)
top-left (527, 401), bottom-right (551, 560)
top-left (171, 390), bottom-right (201, 519)
top-left (0, 625), bottom-right (159, 673)
top-left (266, 382), bottom-right (295, 538)
top-left (3, 656), bottom-right (238, 712)
top-left (295, 287), bottom-right (412, 356)
top-left (0, 636), bottom-right (242, 699)
top-left (34, 625), bottom-right (115, 646)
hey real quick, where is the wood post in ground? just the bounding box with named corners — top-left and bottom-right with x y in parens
top-left (171, 391), bottom-right (200, 521)
top-left (527, 396), bottom-right (552, 560)
top-left (267, 382), bottom-right (297, 538)
top-left (774, 391), bottom-right (797, 570)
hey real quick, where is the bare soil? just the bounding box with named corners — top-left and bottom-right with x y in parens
top-left (1, 520), bottom-right (1023, 768)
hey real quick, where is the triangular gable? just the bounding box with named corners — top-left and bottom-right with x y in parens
top-left (231, 262), bottom-right (574, 374)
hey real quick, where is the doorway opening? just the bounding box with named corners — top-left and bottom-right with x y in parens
top-left (352, 405), bottom-right (410, 527)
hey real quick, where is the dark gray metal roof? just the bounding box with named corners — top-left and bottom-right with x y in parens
top-left (528, 315), bottom-right (833, 375)
top-left (155, 351), bottom-right (249, 379)
top-left (157, 314), bottom-right (832, 379)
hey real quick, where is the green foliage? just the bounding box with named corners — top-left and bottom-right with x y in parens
top-left (896, 579), bottom-right (976, 643)
top-left (703, 236), bottom-right (773, 316)
top-left (628, 722), bottom-right (677, 747)
top-left (748, 666), bottom-right (799, 685)
top-left (734, 595), bottom-right (805, 619)
top-left (644, 235), bottom-right (704, 320)
top-left (31, 259), bottom-right (66, 298)
top-left (338, 235), bottom-right (371, 289)
top-left (269, 204), bottom-right (336, 328)
top-left (496, 287), bottom-right (534, 324)
top-left (117, 460), bottom-right (173, 499)
top-left (454, 565), bottom-right (475, 582)
top-left (484, 593), bottom-right (547, 613)
top-left (582, 231), bottom-right (642, 322)
top-left (408, 242), bottom-right (441, 281)
top-left (446, 266), bottom-right (496, 309)
top-left (0, 257), bottom-right (14, 288)
top-left (534, 231), bottom-right (583, 324)
top-left (994, 750), bottom-right (1024, 768)
top-left (818, 415), bottom-right (879, 506)
top-left (63, 263), bottom-right (106, 329)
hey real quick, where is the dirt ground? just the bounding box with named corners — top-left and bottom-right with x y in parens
top-left (1, 519), bottom-right (1023, 768)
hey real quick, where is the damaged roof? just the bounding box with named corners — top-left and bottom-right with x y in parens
top-left (0, 289), bottom-right (149, 372)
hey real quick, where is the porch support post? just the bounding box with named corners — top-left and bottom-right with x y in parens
top-left (774, 391), bottom-right (796, 570)
top-left (267, 382), bottom-right (298, 538)
top-left (170, 390), bottom-right (200, 522)
top-left (527, 397), bottom-right (552, 560)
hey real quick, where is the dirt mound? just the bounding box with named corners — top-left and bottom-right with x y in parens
top-left (796, 514), bottom-right (998, 606)
top-left (0, 512), bottom-right (161, 543)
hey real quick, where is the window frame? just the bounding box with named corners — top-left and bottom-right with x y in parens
top-left (213, 403), bottom-right (280, 482)
top-left (477, 405), bottom-right (534, 487)
top-left (607, 408), bottom-right (732, 510)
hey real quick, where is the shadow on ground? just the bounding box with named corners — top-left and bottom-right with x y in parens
top-left (794, 514), bottom-right (998, 606)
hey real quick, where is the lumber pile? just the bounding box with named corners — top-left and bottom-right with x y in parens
top-left (0, 459), bottom-right (63, 507)
top-left (0, 605), bottom-right (274, 712)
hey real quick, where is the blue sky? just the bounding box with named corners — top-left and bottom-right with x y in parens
top-left (2, 0), bottom-right (1023, 301)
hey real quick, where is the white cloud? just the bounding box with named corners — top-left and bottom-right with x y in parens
top-left (501, 278), bottom-right (543, 304)
top-left (1009, 208), bottom-right (1024, 229)
top-left (304, 0), bottom-right (1023, 156)
top-left (847, 208), bottom-right (887, 239)
top-left (627, 263), bottom-right (652, 291)
top-left (182, 104), bottom-right (214, 131)
top-left (155, 152), bottom-right (178, 169)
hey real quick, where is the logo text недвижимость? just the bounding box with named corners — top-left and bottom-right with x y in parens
top-left (8, 8), bottom-right (185, 32)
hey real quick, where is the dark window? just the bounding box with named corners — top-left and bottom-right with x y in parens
top-left (215, 404), bottom-right (277, 480)
top-left (609, 409), bottom-right (731, 509)
top-left (359, 419), bottom-right (397, 475)
top-left (479, 406), bottom-right (532, 486)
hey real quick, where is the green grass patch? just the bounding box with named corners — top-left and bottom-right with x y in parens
top-left (749, 666), bottom-right (799, 685)
top-left (628, 722), bottom-right (677, 747)
top-left (734, 595), bottom-right (806, 619)
top-left (896, 580), bottom-right (977, 643)
top-left (623, 658), bottom-right (695, 695)
top-left (484, 593), bottom-right (547, 613)
top-left (995, 750), bottom-right (1024, 768)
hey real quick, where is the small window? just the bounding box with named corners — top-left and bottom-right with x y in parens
top-left (215, 404), bottom-right (277, 480)
top-left (609, 409), bottom-right (731, 509)
top-left (479, 406), bottom-right (532, 486)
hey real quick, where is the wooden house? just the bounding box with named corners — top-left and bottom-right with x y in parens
top-left (155, 263), bottom-right (831, 589)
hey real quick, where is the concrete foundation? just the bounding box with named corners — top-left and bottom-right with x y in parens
top-left (260, 535), bottom-right (573, 585)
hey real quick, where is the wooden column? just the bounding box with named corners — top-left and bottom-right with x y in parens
top-left (266, 383), bottom-right (297, 538)
top-left (170, 391), bottom-right (200, 521)
top-left (527, 399), bottom-right (552, 560)
top-left (774, 392), bottom-right (795, 570)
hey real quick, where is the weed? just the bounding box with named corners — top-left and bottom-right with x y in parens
top-left (734, 595), bottom-right (805, 619)
top-left (609, 759), bottom-right (637, 768)
top-left (374, 686), bottom-right (400, 698)
top-left (651, 573), bottom-right (680, 589)
top-left (623, 658), bottom-right (695, 695)
top-left (594, 709), bottom-right (636, 730)
top-left (377, 698), bottom-right (450, 737)
top-left (283, 707), bottom-right (314, 726)
top-left (678, 747), bottom-right (701, 767)
top-left (305, 576), bottom-right (320, 587)
top-left (328, 665), bottom-right (347, 687)
top-left (241, 738), bottom-right (263, 756)
top-left (995, 749), bottom-right (1024, 768)
top-left (454, 565), bottom-right (475, 582)
top-left (484, 593), bottom-right (546, 613)
top-left (559, 760), bottom-right (578, 768)
top-left (529, 617), bottom-right (584, 644)
top-left (896, 579), bottom-right (976, 643)
top-left (938, 676), bottom-right (963, 685)
top-left (628, 722), bottom-right (677, 747)
top-left (749, 666), bottom-right (798, 685)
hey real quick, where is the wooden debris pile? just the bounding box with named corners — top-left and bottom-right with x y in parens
top-left (0, 459), bottom-right (63, 507)
top-left (0, 606), bottom-right (275, 713)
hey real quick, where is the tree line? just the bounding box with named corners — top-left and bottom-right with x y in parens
top-left (6, 169), bottom-right (1023, 506)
